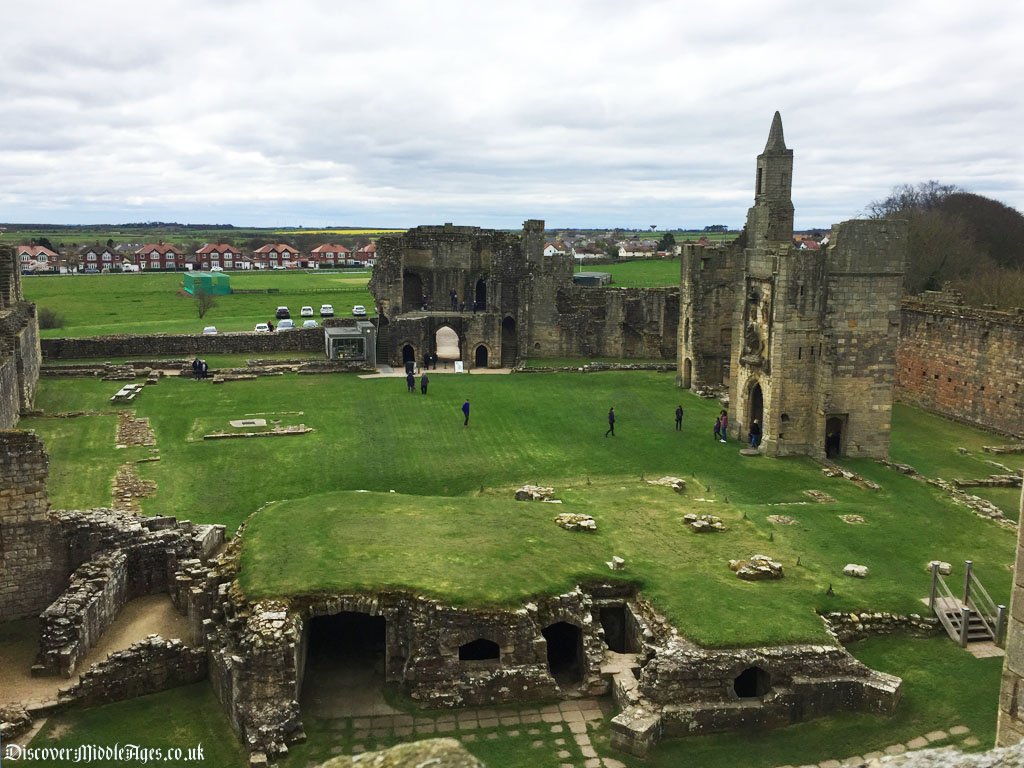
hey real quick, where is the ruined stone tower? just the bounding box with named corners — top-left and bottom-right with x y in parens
top-left (679, 113), bottom-right (907, 459)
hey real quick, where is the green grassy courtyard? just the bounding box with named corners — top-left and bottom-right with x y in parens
top-left (12, 368), bottom-right (1022, 766)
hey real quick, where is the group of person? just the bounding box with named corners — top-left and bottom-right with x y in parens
top-left (406, 370), bottom-right (429, 394)
top-left (604, 404), bottom-right (762, 449)
top-left (190, 357), bottom-right (209, 379)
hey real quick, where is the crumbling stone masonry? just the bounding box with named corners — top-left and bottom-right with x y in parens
top-left (897, 291), bottom-right (1024, 439)
top-left (0, 245), bottom-right (41, 428)
top-left (369, 222), bottom-right (678, 369)
top-left (996, 487), bottom-right (1024, 745)
top-left (0, 431), bottom-right (68, 621)
top-left (679, 113), bottom-right (907, 460)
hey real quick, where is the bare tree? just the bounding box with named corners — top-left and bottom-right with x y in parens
top-left (195, 288), bottom-right (216, 319)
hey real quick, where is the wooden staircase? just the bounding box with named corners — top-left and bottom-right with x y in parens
top-left (929, 561), bottom-right (1006, 647)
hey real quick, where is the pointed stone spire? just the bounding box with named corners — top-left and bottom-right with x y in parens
top-left (764, 111), bottom-right (787, 152)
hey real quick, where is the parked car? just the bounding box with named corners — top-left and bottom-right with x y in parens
top-left (275, 306), bottom-right (291, 319)
top-left (352, 305), bottom-right (367, 317)
top-left (302, 319), bottom-right (319, 329)
top-left (276, 319), bottom-right (295, 330)
top-left (319, 304), bottom-right (334, 317)
top-left (209, 265), bottom-right (224, 272)
top-left (202, 326), bottom-right (218, 335)
top-left (254, 322), bottom-right (271, 333)
top-left (84, 266), bottom-right (99, 274)
top-left (300, 306), bottom-right (314, 317)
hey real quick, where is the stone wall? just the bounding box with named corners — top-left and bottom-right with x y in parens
top-left (0, 431), bottom-right (68, 620)
top-left (41, 328), bottom-right (327, 360)
top-left (996, 487), bottom-right (1024, 745)
top-left (897, 295), bottom-right (1024, 438)
top-left (58, 635), bottom-right (207, 709)
top-left (36, 550), bottom-right (129, 677)
top-left (820, 611), bottom-right (940, 644)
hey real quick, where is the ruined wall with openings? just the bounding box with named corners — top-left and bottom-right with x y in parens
top-left (678, 244), bottom-right (743, 389)
top-left (897, 293), bottom-right (1024, 438)
top-left (0, 246), bottom-right (42, 428)
top-left (997, 487), bottom-right (1024, 745)
top-left (0, 431), bottom-right (68, 620)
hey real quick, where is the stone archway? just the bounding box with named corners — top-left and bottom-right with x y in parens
top-left (301, 612), bottom-right (389, 717)
top-left (542, 622), bottom-right (583, 686)
top-left (435, 326), bottom-right (460, 368)
top-left (733, 666), bottom-right (771, 698)
top-left (475, 345), bottom-right (488, 368)
top-left (474, 279), bottom-right (487, 311)
top-left (748, 381), bottom-right (764, 441)
top-left (401, 344), bottom-right (416, 367)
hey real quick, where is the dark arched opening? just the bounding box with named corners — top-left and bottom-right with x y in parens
top-left (474, 279), bottom-right (487, 311)
top-left (733, 666), bottom-right (771, 698)
top-left (475, 345), bottom-right (488, 368)
top-left (401, 344), bottom-right (416, 366)
top-left (749, 382), bottom-right (764, 443)
top-left (459, 638), bottom-right (500, 661)
top-left (501, 316), bottom-right (517, 368)
top-left (301, 612), bottom-right (387, 716)
top-left (543, 622), bottom-right (583, 685)
top-left (403, 271), bottom-right (424, 311)
top-left (826, 415), bottom-right (845, 459)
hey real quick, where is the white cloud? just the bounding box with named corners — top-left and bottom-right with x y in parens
top-left (1, 0), bottom-right (1021, 228)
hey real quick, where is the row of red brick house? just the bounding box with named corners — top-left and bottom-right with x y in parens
top-left (15, 242), bottom-right (377, 273)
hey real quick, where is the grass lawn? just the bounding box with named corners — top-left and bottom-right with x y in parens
top-left (22, 271), bottom-right (373, 337)
top-left (27, 683), bottom-right (248, 768)
top-left (22, 371), bottom-right (1018, 648)
top-left (590, 258), bottom-right (681, 288)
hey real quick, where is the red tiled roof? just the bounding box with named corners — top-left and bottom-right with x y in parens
top-left (17, 244), bottom-right (58, 258)
top-left (196, 243), bottom-right (241, 255)
top-left (311, 244), bottom-right (351, 254)
top-left (136, 243), bottom-right (182, 256)
top-left (254, 243), bottom-right (298, 255)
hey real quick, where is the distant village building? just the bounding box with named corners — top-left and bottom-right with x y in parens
top-left (78, 245), bottom-right (116, 270)
top-left (253, 244), bottom-right (300, 269)
top-left (194, 243), bottom-right (243, 271)
top-left (134, 242), bottom-right (184, 270)
top-left (16, 244), bottom-right (59, 272)
top-left (309, 244), bottom-right (351, 268)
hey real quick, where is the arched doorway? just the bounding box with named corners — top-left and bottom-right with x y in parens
top-left (748, 381), bottom-right (764, 439)
top-left (301, 612), bottom-right (388, 717)
top-left (435, 326), bottom-right (460, 368)
top-left (542, 622), bottom-right (583, 686)
top-left (474, 279), bottom-right (487, 311)
top-left (826, 415), bottom-right (846, 458)
top-left (501, 316), bottom-right (517, 368)
top-left (403, 271), bottom-right (424, 311)
top-left (682, 358), bottom-right (692, 389)
top-left (475, 345), bottom-right (488, 368)
top-left (401, 344), bottom-right (416, 370)
top-left (733, 666), bottom-right (771, 698)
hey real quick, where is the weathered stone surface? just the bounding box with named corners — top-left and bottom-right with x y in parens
top-left (682, 513), bottom-right (724, 532)
top-left (840, 515), bottom-right (867, 525)
top-left (843, 564), bottom-right (869, 579)
top-left (515, 485), bottom-right (555, 501)
top-left (927, 561), bottom-right (953, 576)
top-left (0, 705), bottom-right (32, 740)
top-left (554, 513), bottom-right (596, 531)
top-left (804, 490), bottom-right (837, 503)
top-left (317, 738), bottom-right (483, 768)
top-left (821, 611), bottom-right (939, 643)
top-left (648, 476), bottom-right (686, 493)
top-left (767, 515), bottom-right (797, 525)
top-left (731, 554), bottom-right (784, 581)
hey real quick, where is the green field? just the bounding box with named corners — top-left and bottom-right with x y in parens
top-left (595, 257), bottom-right (681, 287)
top-left (23, 271), bottom-right (374, 336)
top-left (22, 372), bottom-right (1018, 648)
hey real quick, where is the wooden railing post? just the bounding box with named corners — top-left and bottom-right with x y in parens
top-left (997, 604), bottom-right (1007, 647)
top-left (959, 607), bottom-right (972, 648)
top-left (929, 562), bottom-right (940, 612)
top-left (963, 560), bottom-right (973, 605)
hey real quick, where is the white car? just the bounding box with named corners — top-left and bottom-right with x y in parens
top-left (300, 306), bottom-right (314, 317)
top-left (254, 322), bottom-right (271, 333)
top-left (352, 305), bottom-right (367, 317)
top-left (202, 326), bottom-right (218, 335)
top-left (209, 265), bottom-right (224, 272)
top-left (277, 319), bottom-right (295, 331)
top-left (320, 304), bottom-right (334, 317)
top-left (302, 319), bottom-right (319, 329)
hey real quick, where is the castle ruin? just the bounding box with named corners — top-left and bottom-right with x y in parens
top-left (679, 113), bottom-right (907, 459)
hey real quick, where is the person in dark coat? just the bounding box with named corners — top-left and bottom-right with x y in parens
top-left (420, 373), bottom-right (429, 394)
top-left (406, 371), bottom-right (415, 393)
top-left (462, 399), bottom-right (470, 426)
top-left (749, 419), bottom-right (762, 448)
top-left (605, 406), bottom-right (615, 437)
top-left (200, 359), bottom-right (209, 379)
top-left (675, 405), bottom-right (684, 431)
top-left (191, 357), bottom-right (200, 380)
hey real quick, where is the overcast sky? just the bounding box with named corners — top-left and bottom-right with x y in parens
top-left (1, 0), bottom-right (1021, 230)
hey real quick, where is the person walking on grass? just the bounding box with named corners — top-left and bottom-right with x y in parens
top-left (420, 372), bottom-right (429, 395)
top-left (462, 398), bottom-right (470, 426)
top-left (675, 405), bottom-right (684, 431)
top-left (719, 409), bottom-right (729, 443)
top-left (406, 371), bottom-right (415, 393)
top-left (714, 414), bottom-right (722, 441)
top-left (749, 418), bottom-right (762, 448)
top-left (605, 406), bottom-right (616, 437)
